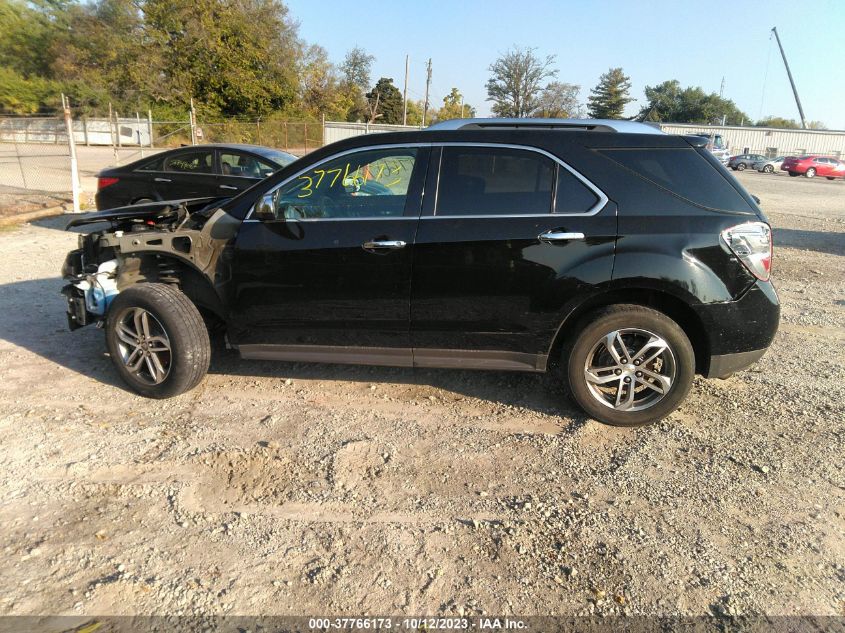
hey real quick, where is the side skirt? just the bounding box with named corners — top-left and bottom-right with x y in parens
top-left (237, 344), bottom-right (548, 373)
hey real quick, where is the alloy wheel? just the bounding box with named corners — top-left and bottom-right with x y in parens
top-left (583, 328), bottom-right (677, 412)
top-left (114, 307), bottom-right (172, 385)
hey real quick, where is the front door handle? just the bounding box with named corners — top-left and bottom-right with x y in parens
top-left (362, 239), bottom-right (407, 251)
top-left (154, 177), bottom-right (172, 183)
top-left (539, 230), bottom-right (585, 243)
top-left (219, 184), bottom-right (239, 190)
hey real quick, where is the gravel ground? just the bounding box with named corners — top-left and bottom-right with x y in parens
top-left (0, 169), bottom-right (842, 618)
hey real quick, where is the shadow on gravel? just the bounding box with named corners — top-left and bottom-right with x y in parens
top-left (0, 277), bottom-right (124, 390)
top-left (773, 227), bottom-right (844, 257)
top-left (208, 341), bottom-right (589, 426)
top-left (0, 276), bottom-right (588, 426)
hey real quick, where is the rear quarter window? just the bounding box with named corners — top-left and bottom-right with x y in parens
top-left (598, 147), bottom-right (752, 212)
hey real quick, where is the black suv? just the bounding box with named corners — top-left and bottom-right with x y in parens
top-left (61, 119), bottom-right (779, 426)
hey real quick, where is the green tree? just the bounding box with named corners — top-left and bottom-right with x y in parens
top-left (365, 77), bottom-right (403, 124)
top-left (340, 46), bottom-right (374, 122)
top-left (638, 80), bottom-right (749, 125)
top-left (486, 46), bottom-right (557, 117)
top-left (432, 88), bottom-right (475, 122)
top-left (0, 0), bottom-right (65, 78)
top-left (534, 81), bottom-right (580, 118)
top-left (587, 67), bottom-right (633, 119)
top-left (299, 44), bottom-right (353, 120)
top-left (404, 99), bottom-right (424, 126)
top-left (755, 116), bottom-right (800, 129)
top-left (340, 46), bottom-right (374, 93)
top-left (138, 0), bottom-right (301, 117)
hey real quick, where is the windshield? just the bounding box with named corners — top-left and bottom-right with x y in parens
top-left (261, 149), bottom-right (298, 168)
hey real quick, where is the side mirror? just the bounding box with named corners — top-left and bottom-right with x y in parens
top-left (253, 193), bottom-right (276, 220)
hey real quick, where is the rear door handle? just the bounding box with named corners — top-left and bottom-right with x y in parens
top-left (219, 184), bottom-right (239, 190)
top-left (539, 230), bottom-right (585, 243)
top-left (362, 240), bottom-right (407, 251)
top-left (154, 177), bottom-right (171, 183)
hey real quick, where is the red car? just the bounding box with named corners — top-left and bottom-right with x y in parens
top-left (781, 155), bottom-right (845, 179)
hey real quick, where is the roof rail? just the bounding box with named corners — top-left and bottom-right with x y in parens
top-left (425, 117), bottom-right (665, 135)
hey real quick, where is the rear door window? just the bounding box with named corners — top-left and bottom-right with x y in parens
top-left (435, 146), bottom-right (554, 216)
top-left (554, 167), bottom-right (599, 213)
top-left (599, 147), bottom-right (753, 212)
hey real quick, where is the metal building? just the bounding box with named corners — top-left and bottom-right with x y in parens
top-left (658, 123), bottom-right (845, 159)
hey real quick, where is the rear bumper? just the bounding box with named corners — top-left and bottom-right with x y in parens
top-left (692, 280), bottom-right (780, 377)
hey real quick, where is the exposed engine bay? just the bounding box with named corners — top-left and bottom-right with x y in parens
top-left (61, 197), bottom-right (239, 330)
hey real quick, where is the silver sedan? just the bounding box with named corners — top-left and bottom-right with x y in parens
top-left (754, 156), bottom-right (786, 173)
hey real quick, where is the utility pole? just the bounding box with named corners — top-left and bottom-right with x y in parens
top-left (719, 76), bottom-right (725, 99)
top-left (771, 27), bottom-right (807, 129)
top-left (189, 98), bottom-right (198, 145)
top-left (422, 58), bottom-right (432, 127)
top-left (108, 102), bottom-right (118, 165)
top-left (460, 96), bottom-right (465, 119)
top-left (61, 93), bottom-right (81, 213)
top-left (402, 54), bottom-right (409, 126)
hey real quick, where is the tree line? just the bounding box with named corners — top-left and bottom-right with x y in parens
top-left (485, 47), bottom-right (826, 129)
top-left (0, 0), bottom-right (474, 124)
top-left (0, 1), bottom-right (823, 129)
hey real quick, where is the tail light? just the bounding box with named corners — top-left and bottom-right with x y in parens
top-left (97, 177), bottom-right (119, 190)
top-left (721, 222), bottom-right (772, 281)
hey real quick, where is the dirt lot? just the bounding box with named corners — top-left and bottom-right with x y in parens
top-left (0, 170), bottom-right (842, 619)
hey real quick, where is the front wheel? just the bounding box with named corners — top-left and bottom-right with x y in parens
top-left (805, 168), bottom-right (816, 178)
top-left (105, 284), bottom-right (210, 398)
top-left (565, 305), bottom-right (695, 427)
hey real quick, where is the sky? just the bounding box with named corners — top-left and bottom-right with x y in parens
top-left (286, 0), bottom-right (845, 129)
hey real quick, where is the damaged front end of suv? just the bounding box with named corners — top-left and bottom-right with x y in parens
top-left (62, 198), bottom-right (238, 330)
top-left (61, 197), bottom-right (241, 396)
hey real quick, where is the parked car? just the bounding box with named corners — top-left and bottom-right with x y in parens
top-left (62, 118), bottom-right (779, 427)
top-left (689, 132), bottom-right (731, 165)
top-left (781, 155), bottom-right (845, 179)
top-left (728, 154), bottom-right (767, 171)
top-left (95, 144), bottom-right (298, 209)
top-left (754, 156), bottom-right (786, 173)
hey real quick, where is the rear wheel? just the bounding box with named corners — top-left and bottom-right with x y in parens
top-left (105, 284), bottom-right (210, 398)
top-left (736, 162), bottom-right (747, 171)
top-left (565, 305), bottom-right (695, 427)
top-left (805, 168), bottom-right (816, 178)
top-left (789, 171), bottom-right (799, 177)
top-left (763, 164), bottom-right (774, 173)
top-left (826, 177), bottom-right (835, 180)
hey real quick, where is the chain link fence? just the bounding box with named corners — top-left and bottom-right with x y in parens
top-left (197, 120), bottom-right (321, 156)
top-left (0, 115), bottom-right (73, 217)
top-left (0, 109), bottom-right (325, 217)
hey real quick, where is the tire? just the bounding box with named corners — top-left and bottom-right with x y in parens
top-left (736, 162), bottom-right (746, 171)
top-left (763, 165), bottom-right (774, 173)
top-left (805, 168), bottom-right (816, 178)
top-left (826, 177), bottom-right (835, 180)
top-left (789, 171), bottom-right (799, 177)
top-left (105, 283), bottom-right (210, 398)
top-left (564, 305), bottom-right (695, 427)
